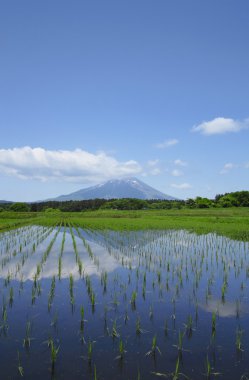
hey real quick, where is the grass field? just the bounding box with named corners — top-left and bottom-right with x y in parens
top-left (0, 208), bottom-right (249, 241)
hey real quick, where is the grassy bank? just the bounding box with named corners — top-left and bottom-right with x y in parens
top-left (0, 208), bottom-right (249, 241)
top-left (0, 212), bottom-right (42, 231)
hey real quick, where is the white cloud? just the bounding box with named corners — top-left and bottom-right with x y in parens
top-left (171, 169), bottom-right (183, 177)
top-left (0, 146), bottom-right (142, 183)
top-left (192, 117), bottom-right (249, 135)
top-left (220, 162), bottom-right (237, 174)
top-left (245, 162), bottom-right (249, 169)
top-left (173, 159), bottom-right (187, 167)
top-left (223, 163), bottom-right (236, 170)
top-left (170, 183), bottom-right (192, 189)
top-left (155, 138), bottom-right (179, 149)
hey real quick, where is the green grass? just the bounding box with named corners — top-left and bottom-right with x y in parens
top-left (0, 208), bottom-right (249, 241)
top-left (0, 212), bottom-right (42, 231)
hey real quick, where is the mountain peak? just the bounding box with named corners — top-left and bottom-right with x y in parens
top-left (49, 177), bottom-right (176, 201)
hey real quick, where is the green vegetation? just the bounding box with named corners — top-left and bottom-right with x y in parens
top-left (1, 191), bottom-right (249, 212)
top-left (0, 212), bottom-right (40, 231)
top-left (0, 191), bottom-right (249, 242)
top-left (9, 202), bottom-right (30, 212)
top-left (0, 207), bottom-right (249, 240)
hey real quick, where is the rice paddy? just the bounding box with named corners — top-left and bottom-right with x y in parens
top-left (0, 224), bottom-right (249, 379)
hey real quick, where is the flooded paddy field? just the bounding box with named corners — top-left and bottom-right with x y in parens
top-left (0, 225), bottom-right (249, 379)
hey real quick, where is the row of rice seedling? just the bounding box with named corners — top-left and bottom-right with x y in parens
top-left (0, 227), bottom-right (249, 379)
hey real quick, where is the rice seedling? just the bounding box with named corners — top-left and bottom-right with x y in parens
top-left (221, 281), bottom-right (227, 302)
top-left (23, 320), bottom-right (33, 348)
top-left (137, 367), bottom-right (141, 380)
top-left (91, 291), bottom-right (96, 312)
top-left (9, 286), bottom-right (14, 306)
top-left (101, 271), bottom-right (108, 292)
top-left (157, 270), bottom-right (161, 284)
top-left (136, 316), bottom-right (143, 336)
top-left (80, 305), bottom-right (85, 324)
top-left (130, 291), bottom-right (137, 310)
top-left (112, 320), bottom-right (120, 338)
top-left (124, 309), bottom-right (129, 324)
top-left (58, 256), bottom-right (62, 280)
top-left (142, 283), bottom-right (146, 300)
top-left (94, 364), bottom-right (98, 380)
top-left (211, 312), bottom-right (216, 336)
top-left (49, 338), bottom-right (60, 372)
top-left (146, 334), bottom-right (161, 357)
top-left (115, 339), bottom-right (126, 361)
top-left (48, 276), bottom-right (56, 311)
top-left (0, 302), bottom-right (8, 334)
top-left (17, 351), bottom-right (24, 377)
top-left (69, 273), bottom-right (75, 306)
top-left (236, 327), bottom-right (243, 352)
top-left (184, 315), bottom-right (194, 338)
top-left (152, 356), bottom-right (189, 379)
top-left (87, 339), bottom-right (94, 364)
top-left (204, 355), bottom-right (221, 379)
top-left (173, 330), bottom-right (185, 357)
top-left (41, 227), bottom-right (61, 267)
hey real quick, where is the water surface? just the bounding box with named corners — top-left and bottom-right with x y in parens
top-left (0, 226), bottom-right (249, 379)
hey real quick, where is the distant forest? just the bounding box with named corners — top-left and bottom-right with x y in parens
top-left (0, 191), bottom-right (249, 212)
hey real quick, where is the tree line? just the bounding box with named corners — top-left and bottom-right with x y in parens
top-left (0, 191), bottom-right (249, 212)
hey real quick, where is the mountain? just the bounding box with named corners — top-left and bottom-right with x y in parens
top-left (48, 178), bottom-right (176, 201)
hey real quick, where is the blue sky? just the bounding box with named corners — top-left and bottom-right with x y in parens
top-left (0, 0), bottom-right (249, 201)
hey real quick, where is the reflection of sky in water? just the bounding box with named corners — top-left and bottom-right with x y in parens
top-left (0, 225), bottom-right (47, 255)
top-left (39, 231), bottom-right (121, 280)
top-left (0, 227), bottom-right (249, 284)
top-left (0, 228), bottom-right (122, 281)
top-left (0, 227), bottom-right (249, 380)
top-left (0, 227), bottom-right (56, 280)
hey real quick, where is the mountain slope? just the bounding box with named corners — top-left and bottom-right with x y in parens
top-left (50, 178), bottom-right (176, 201)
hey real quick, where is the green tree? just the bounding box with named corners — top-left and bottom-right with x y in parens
top-left (10, 202), bottom-right (30, 212)
top-left (195, 197), bottom-right (212, 208)
top-left (185, 198), bottom-right (196, 208)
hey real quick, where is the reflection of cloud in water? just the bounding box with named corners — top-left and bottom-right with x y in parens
top-left (0, 235), bottom-right (56, 281)
top-left (62, 250), bottom-right (120, 279)
top-left (20, 251), bottom-right (120, 281)
top-left (201, 299), bottom-right (246, 318)
top-left (0, 231), bottom-right (121, 281)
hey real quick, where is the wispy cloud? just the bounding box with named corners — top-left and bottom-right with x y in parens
top-left (155, 138), bottom-right (179, 149)
top-left (192, 117), bottom-right (249, 135)
top-left (173, 159), bottom-right (187, 167)
top-left (170, 183), bottom-right (192, 189)
top-left (220, 162), bottom-right (238, 174)
top-left (0, 146), bottom-right (142, 183)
